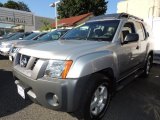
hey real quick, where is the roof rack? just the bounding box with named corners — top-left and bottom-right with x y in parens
top-left (118, 13), bottom-right (143, 21)
top-left (89, 13), bottom-right (143, 21)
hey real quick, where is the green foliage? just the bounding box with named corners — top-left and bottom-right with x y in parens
top-left (0, 2), bottom-right (3, 7)
top-left (3, 0), bottom-right (31, 12)
top-left (39, 19), bottom-right (52, 31)
top-left (57, 0), bottom-right (108, 18)
top-left (17, 1), bottom-right (31, 12)
top-left (4, 0), bottom-right (19, 10)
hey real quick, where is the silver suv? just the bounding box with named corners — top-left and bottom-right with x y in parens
top-left (13, 13), bottom-right (153, 120)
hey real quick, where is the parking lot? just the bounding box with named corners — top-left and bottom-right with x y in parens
top-left (0, 56), bottom-right (160, 120)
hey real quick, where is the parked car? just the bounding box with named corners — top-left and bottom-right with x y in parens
top-left (13, 13), bottom-right (153, 120)
top-left (9, 29), bottom-right (68, 61)
top-left (0, 32), bottom-right (33, 56)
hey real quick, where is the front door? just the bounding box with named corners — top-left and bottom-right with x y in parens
top-left (118, 22), bottom-right (141, 79)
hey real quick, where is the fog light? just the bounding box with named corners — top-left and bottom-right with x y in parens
top-left (47, 93), bottom-right (59, 107)
top-left (52, 94), bottom-right (59, 106)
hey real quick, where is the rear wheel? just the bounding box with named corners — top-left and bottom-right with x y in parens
top-left (142, 54), bottom-right (152, 77)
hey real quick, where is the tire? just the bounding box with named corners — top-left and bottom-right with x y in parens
top-left (75, 73), bottom-right (111, 120)
top-left (142, 54), bottom-right (153, 77)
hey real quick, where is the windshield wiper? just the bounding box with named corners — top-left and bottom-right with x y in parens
top-left (61, 37), bottom-right (86, 40)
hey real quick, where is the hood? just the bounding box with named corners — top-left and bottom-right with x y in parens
top-left (19, 40), bottom-right (111, 60)
top-left (15, 40), bottom-right (46, 48)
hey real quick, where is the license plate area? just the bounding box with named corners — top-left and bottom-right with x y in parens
top-left (9, 56), bottom-right (12, 61)
top-left (17, 85), bottom-right (25, 99)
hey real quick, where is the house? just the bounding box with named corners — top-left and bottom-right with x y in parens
top-left (51, 13), bottom-right (94, 28)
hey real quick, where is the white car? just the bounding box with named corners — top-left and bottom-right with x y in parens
top-left (0, 32), bottom-right (32, 56)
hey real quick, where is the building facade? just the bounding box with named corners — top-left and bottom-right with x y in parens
top-left (0, 7), bottom-right (54, 36)
top-left (117, 0), bottom-right (160, 63)
top-left (117, 0), bottom-right (160, 19)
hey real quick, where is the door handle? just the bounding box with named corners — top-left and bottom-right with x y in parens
top-left (136, 46), bottom-right (139, 49)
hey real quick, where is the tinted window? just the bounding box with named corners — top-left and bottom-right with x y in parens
top-left (33, 33), bottom-right (47, 40)
top-left (62, 20), bottom-right (120, 41)
top-left (23, 33), bottom-right (39, 40)
top-left (8, 33), bottom-right (24, 40)
top-left (1, 33), bottom-right (16, 39)
top-left (141, 23), bottom-right (148, 39)
top-left (38, 30), bottom-right (67, 41)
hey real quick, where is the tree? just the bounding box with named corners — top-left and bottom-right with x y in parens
top-left (3, 0), bottom-right (31, 12)
top-left (39, 19), bottom-right (52, 31)
top-left (57, 0), bottom-right (108, 18)
top-left (4, 0), bottom-right (19, 10)
top-left (17, 1), bottom-right (31, 12)
top-left (0, 2), bottom-right (3, 7)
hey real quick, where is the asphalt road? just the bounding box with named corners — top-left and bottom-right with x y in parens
top-left (0, 56), bottom-right (160, 120)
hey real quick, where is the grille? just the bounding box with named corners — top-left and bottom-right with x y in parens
top-left (31, 58), bottom-right (39, 70)
top-left (12, 47), bottom-right (17, 53)
top-left (11, 47), bottom-right (19, 53)
top-left (17, 54), bottom-right (39, 70)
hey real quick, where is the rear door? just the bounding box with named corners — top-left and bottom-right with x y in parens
top-left (135, 22), bottom-right (148, 64)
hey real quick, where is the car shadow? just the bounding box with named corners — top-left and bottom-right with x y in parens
top-left (103, 64), bottom-right (160, 120)
top-left (0, 69), bottom-right (32, 117)
top-left (0, 55), bottom-right (8, 60)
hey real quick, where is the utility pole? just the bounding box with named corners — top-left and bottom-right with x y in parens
top-left (152, 0), bottom-right (156, 29)
top-left (126, 0), bottom-right (129, 13)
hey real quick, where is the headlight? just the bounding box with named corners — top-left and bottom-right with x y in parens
top-left (44, 60), bottom-right (73, 79)
top-left (2, 44), bottom-right (12, 48)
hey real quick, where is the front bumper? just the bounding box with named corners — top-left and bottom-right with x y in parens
top-left (9, 52), bottom-right (16, 61)
top-left (13, 67), bottom-right (89, 112)
top-left (0, 47), bottom-right (10, 56)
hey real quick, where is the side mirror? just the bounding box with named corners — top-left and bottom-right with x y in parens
top-left (123, 33), bottom-right (139, 44)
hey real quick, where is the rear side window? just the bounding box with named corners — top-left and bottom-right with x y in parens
top-left (136, 22), bottom-right (146, 40)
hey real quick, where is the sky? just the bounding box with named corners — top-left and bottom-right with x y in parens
top-left (0, 0), bottom-right (119, 19)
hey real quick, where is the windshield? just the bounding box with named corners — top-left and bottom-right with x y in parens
top-left (62, 20), bottom-right (119, 41)
top-left (8, 33), bottom-right (24, 40)
top-left (1, 33), bottom-right (16, 39)
top-left (33, 33), bottom-right (47, 40)
top-left (23, 33), bottom-right (39, 40)
top-left (37, 30), bottom-right (67, 41)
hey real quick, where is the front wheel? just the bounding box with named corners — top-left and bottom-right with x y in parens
top-left (89, 82), bottom-right (109, 119)
top-left (75, 74), bottom-right (111, 120)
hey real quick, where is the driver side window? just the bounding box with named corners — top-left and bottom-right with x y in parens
top-left (121, 22), bottom-right (136, 41)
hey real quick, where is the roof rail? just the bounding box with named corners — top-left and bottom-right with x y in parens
top-left (118, 13), bottom-right (143, 21)
top-left (88, 13), bottom-right (143, 21)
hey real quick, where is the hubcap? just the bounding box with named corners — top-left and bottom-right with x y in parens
top-left (146, 56), bottom-right (151, 75)
top-left (90, 84), bottom-right (108, 116)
